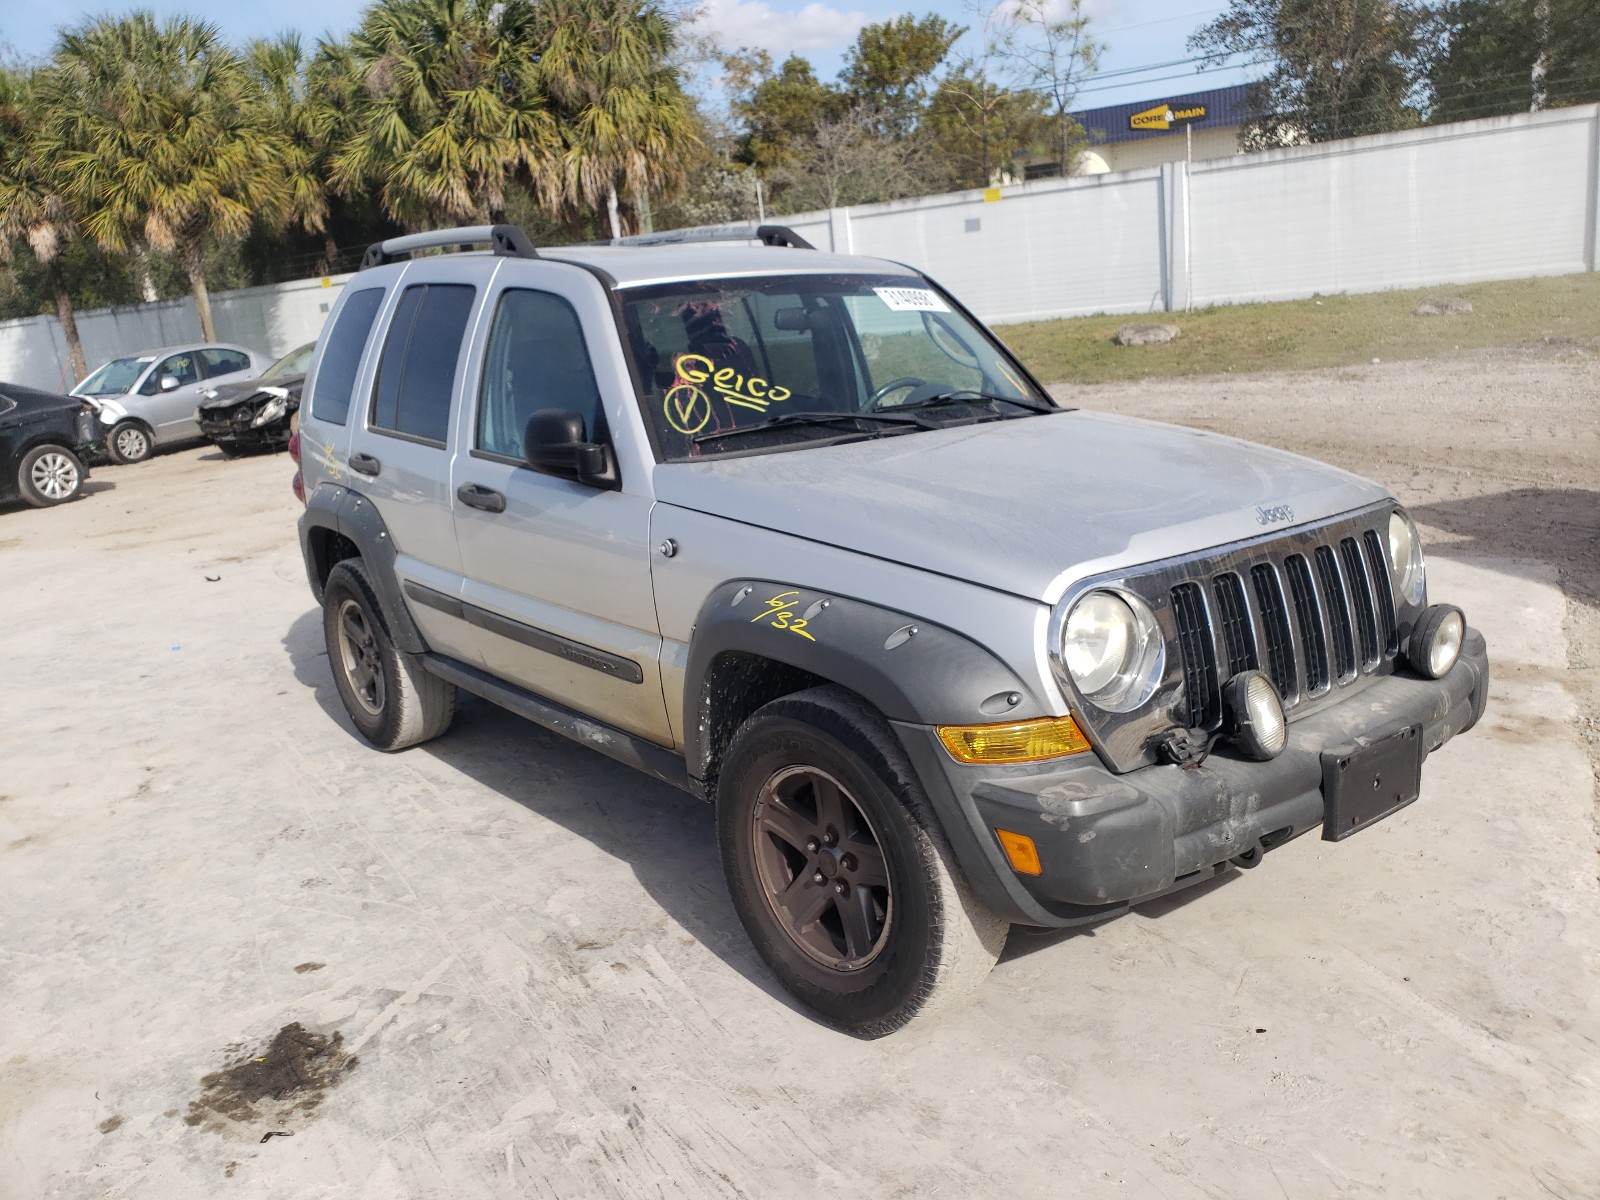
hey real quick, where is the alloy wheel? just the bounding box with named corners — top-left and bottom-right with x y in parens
top-left (30, 451), bottom-right (80, 500)
top-left (114, 426), bottom-right (149, 460)
top-left (335, 599), bottom-right (386, 716)
top-left (751, 765), bottom-right (893, 970)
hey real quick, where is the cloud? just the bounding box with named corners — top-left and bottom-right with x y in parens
top-left (688, 0), bottom-right (873, 57)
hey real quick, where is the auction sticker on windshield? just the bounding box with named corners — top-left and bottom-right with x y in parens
top-left (874, 286), bottom-right (951, 313)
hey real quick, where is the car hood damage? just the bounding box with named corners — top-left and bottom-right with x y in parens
top-left (653, 410), bottom-right (1391, 602)
top-left (199, 376), bottom-right (305, 411)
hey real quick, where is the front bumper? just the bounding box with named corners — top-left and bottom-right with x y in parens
top-left (894, 628), bottom-right (1489, 928)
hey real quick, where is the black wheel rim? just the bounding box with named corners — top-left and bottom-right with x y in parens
top-left (751, 766), bottom-right (892, 971)
top-left (335, 598), bottom-right (386, 716)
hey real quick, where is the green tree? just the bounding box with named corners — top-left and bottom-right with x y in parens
top-left (35, 13), bottom-right (292, 341)
top-left (1423, 0), bottom-right (1600, 121)
top-left (1190, 0), bottom-right (1427, 148)
top-left (997, 0), bottom-right (1100, 175)
top-left (333, 0), bottom-right (558, 229)
top-left (0, 67), bottom-right (88, 379)
top-left (731, 51), bottom-right (847, 171)
top-left (536, 0), bottom-right (700, 238)
top-left (767, 107), bottom-right (934, 211)
top-left (842, 15), bottom-right (965, 139)
top-left (925, 69), bottom-right (1050, 188)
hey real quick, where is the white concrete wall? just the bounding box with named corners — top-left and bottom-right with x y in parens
top-left (3, 104), bottom-right (1597, 392)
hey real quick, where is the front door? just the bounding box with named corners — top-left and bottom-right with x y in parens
top-left (449, 269), bottom-right (670, 746)
top-left (138, 350), bottom-right (209, 441)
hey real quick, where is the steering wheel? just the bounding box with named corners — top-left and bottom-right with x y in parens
top-left (867, 376), bottom-right (928, 409)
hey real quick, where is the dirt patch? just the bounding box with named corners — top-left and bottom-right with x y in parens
top-left (293, 962), bottom-right (325, 974)
top-left (184, 1023), bottom-right (356, 1133)
top-left (98, 1115), bottom-right (124, 1134)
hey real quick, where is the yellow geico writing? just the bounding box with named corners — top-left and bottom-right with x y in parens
top-left (751, 591), bottom-right (816, 641)
top-left (675, 354), bottom-right (791, 412)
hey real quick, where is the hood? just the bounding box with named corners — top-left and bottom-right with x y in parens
top-left (199, 375), bottom-right (305, 409)
top-left (651, 410), bottom-right (1390, 602)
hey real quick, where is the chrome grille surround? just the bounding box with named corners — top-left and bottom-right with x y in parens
top-left (1049, 502), bottom-right (1425, 774)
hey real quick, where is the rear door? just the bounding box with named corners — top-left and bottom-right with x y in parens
top-left (353, 257), bottom-right (496, 667)
top-left (198, 347), bottom-right (256, 386)
top-left (449, 264), bottom-right (670, 745)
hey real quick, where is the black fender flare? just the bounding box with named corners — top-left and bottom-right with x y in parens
top-left (683, 579), bottom-right (1050, 781)
top-left (297, 482), bottom-right (427, 654)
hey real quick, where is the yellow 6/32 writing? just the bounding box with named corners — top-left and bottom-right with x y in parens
top-left (752, 591), bottom-right (816, 641)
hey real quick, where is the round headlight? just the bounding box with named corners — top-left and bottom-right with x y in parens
top-left (1388, 511), bottom-right (1426, 605)
top-left (1059, 589), bottom-right (1165, 712)
top-left (1222, 670), bottom-right (1287, 760)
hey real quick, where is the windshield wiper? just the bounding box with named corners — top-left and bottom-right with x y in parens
top-left (691, 410), bottom-right (929, 446)
top-left (886, 389), bottom-right (1058, 414)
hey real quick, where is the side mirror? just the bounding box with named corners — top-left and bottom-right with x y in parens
top-left (159, 375), bottom-right (181, 392)
top-left (524, 410), bottom-right (617, 489)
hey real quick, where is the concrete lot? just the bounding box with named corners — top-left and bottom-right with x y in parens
top-left (3, 344), bottom-right (1597, 1198)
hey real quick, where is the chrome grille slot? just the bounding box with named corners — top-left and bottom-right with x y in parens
top-left (1170, 582), bottom-right (1219, 729)
top-left (1250, 564), bottom-right (1297, 700)
top-left (1285, 554), bottom-right (1329, 694)
top-left (1362, 529), bottom-right (1398, 654)
top-left (1341, 536), bottom-right (1381, 669)
top-left (1315, 545), bottom-right (1357, 680)
top-left (1211, 573), bottom-right (1257, 677)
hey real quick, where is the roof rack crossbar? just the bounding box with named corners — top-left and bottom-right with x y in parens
top-left (360, 224), bottom-right (538, 270)
top-left (755, 225), bottom-right (816, 250)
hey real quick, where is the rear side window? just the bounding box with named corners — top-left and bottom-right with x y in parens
top-left (198, 349), bottom-right (251, 377)
top-left (477, 290), bottom-right (603, 459)
top-left (310, 289), bottom-right (384, 425)
top-left (371, 284), bottom-right (476, 445)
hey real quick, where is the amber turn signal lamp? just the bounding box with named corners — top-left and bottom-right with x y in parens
top-left (936, 715), bottom-right (1091, 764)
top-left (995, 829), bottom-right (1043, 876)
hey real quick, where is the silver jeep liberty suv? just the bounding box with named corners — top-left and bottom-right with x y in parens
top-left (294, 224), bottom-right (1489, 1037)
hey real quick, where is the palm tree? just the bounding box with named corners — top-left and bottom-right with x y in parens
top-left (332, 0), bottom-right (558, 229)
top-left (246, 35), bottom-right (335, 253)
top-left (34, 13), bottom-right (291, 341)
top-left (536, 0), bottom-right (698, 238)
top-left (0, 68), bottom-right (88, 381)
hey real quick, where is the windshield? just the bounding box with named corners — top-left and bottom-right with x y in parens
top-left (76, 356), bottom-right (154, 397)
top-left (263, 343), bottom-right (315, 379)
top-left (619, 273), bottom-right (1052, 461)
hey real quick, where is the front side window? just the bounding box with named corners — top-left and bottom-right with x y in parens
top-left (619, 273), bottom-right (1050, 461)
top-left (198, 348), bottom-right (251, 377)
top-left (370, 283), bottom-right (477, 445)
top-left (310, 289), bottom-right (384, 425)
top-left (142, 352), bottom-right (199, 394)
top-left (476, 290), bottom-right (603, 460)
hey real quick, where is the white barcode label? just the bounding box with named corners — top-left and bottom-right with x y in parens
top-left (873, 286), bottom-right (951, 313)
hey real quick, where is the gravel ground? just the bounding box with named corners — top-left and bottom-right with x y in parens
top-left (2, 344), bottom-right (1597, 1199)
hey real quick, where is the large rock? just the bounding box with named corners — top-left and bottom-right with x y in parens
top-left (1414, 296), bottom-right (1473, 316)
top-left (1114, 323), bottom-right (1181, 346)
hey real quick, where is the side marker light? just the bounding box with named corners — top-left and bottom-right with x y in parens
top-left (996, 829), bottom-right (1043, 876)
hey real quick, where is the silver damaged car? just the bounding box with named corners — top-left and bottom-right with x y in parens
top-left (74, 342), bottom-right (262, 463)
top-left (293, 224), bottom-right (1490, 1036)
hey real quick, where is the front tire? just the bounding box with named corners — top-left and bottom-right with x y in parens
top-left (107, 421), bottom-right (153, 464)
top-left (321, 559), bottom-right (455, 751)
top-left (717, 686), bottom-right (1007, 1037)
top-left (17, 444), bottom-right (85, 506)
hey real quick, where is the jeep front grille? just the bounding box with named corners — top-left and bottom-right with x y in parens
top-left (1169, 515), bottom-right (1400, 729)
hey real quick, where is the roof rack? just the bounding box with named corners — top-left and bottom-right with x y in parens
top-left (605, 223), bottom-right (817, 251)
top-left (360, 224), bottom-right (538, 270)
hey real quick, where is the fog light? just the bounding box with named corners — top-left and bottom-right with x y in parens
top-left (1222, 670), bottom-right (1286, 761)
top-left (1407, 604), bottom-right (1464, 679)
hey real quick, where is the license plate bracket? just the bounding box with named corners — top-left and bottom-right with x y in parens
top-left (1321, 725), bottom-right (1424, 842)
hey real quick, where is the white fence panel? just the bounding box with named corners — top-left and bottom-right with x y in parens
top-left (1188, 106), bottom-right (1598, 306)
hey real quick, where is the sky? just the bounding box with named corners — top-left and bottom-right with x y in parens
top-left (1, 0), bottom-right (1257, 110)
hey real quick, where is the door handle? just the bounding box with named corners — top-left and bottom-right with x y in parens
top-left (348, 452), bottom-right (381, 476)
top-left (456, 482), bottom-right (506, 513)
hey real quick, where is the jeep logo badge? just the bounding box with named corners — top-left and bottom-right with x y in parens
top-left (1255, 504), bottom-right (1294, 525)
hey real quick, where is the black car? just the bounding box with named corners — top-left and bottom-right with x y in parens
top-left (1, 383), bottom-right (100, 507)
top-left (195, 342), bottom-right (313, 456)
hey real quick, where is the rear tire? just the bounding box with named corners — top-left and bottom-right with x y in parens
top-left (107, 421), bottom-right (153, 465)
top-left (717, 686), bottom-right (1007, 1037)
top-left (321, 559), bottom-right (455, 751)
top-left (17, 444), bottom-right (85, 507)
